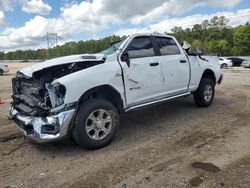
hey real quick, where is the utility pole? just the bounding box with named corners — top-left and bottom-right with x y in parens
top-left (46, 32), bottom-right (62, 59)
top-left (47, 32), bottom-right (61, 49)
top-left (47, 32), bottom-right (49, 49)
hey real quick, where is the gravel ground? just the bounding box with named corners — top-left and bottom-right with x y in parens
top-left (0, 63), bottom-right (250, 188)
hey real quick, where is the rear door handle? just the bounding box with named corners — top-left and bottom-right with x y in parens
top-left (180, 60), bottom-right (187, 63)
top-left (150, 62), bottom-right (159, 66)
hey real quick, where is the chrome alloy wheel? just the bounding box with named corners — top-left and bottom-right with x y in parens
top-left (204, 84), bottom-right (213, 102)
top-left (85, 109), bottom-right (112, 140)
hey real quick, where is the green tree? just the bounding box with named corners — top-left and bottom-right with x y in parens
top-left (0, 51), bottom-right (4, 60)
top-left (217, 16), bottom-right (229, 29)
top-left (201, 20), bottom-right (210, 30)
top-left (233, 25), bottom-right (250, 55)
top-left (3, 16), bottom-right (250, 60)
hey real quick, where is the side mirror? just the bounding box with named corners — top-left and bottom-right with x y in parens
top-left (182, 41), bottom-right (191, 53)
top-left (121, 51), bottom-right (130, 67)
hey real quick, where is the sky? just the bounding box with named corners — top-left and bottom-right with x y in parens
top-left (0, 0), bottom-right (249, 51)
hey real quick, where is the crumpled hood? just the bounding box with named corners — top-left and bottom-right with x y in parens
top-left (19, 53), bottom-right (106, 77)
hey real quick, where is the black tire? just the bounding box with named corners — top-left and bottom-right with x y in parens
top-left (193, 78), bottom-right (215, 107)
top-left (73, 98), bottom-right (119, 149)
top-left (0, 69), bottom-right (3, 76)
top-left (221, 63), bottom-right (228, 69)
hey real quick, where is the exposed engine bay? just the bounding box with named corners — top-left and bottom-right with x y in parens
top-left (11, 61), bottom-right (104, 117)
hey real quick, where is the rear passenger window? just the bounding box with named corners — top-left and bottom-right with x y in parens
top-left (156, 37), bottom-right (180, 55)
top-left (126, 37), bottom-right (155, 59)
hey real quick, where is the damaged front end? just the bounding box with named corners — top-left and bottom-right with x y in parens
top-left (11, 72), bottom-right (66, 117)
top-left (9, 107), bottom-right (75, 142)
top-left (9, 56), bottom-right (105, 142)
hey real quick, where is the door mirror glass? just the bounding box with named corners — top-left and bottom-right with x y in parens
top-left (121, 51), bottom-right (130, 67)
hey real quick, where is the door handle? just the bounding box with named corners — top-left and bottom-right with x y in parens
top-left (180, 60), bottom-right (187, 63)
top-left (150, 62), bottom-right (159, 66)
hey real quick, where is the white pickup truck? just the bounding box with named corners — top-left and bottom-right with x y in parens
top-left (9, 33), bottom-right (223, 149)
top-left (0, 63), bottom-right (9, 76)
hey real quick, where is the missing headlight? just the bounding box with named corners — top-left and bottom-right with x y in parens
top-left (55, 84), bottom-right (66, 98)
top-left (46, 83), bottom-right (66, 108)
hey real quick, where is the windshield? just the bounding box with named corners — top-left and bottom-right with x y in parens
top-left (99, 40), bottom-right (124, 55)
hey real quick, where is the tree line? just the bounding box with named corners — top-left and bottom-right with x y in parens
top-left (0, 16), bottom-right (249, 60)
top-left (170, 16), bottom-right (250, 56)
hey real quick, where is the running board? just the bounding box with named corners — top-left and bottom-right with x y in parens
top-left (125, 92), bottom-right (191, 112)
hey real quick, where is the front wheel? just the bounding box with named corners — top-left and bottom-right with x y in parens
top-left (221, 63), bottom-right (228, 69)
top-left (73, 98), bottom-right (119, 149)
top-left (193, 78), bottom-right (215, 107)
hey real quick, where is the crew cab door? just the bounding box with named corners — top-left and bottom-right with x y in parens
top-left (121, 36), bottom-right (165, 106)
top-left (154, 37), bottom-right (190, 95)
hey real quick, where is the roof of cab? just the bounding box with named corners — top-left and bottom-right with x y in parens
top-left (129, 33), bottom-right (173, 38)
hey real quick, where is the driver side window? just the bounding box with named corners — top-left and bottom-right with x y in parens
top-left (126, 37), bottom-right (155, 59)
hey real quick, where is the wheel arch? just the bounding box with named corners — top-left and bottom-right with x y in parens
top-left (201, 69), bottom-right (216, 85)
top-left (221, 63), bottom-right (228, 68)
top-left (78, 84), bottom-right (124, 113)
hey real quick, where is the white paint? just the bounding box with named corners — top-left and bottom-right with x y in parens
top-left (19, 33), bottom-right (223, 110)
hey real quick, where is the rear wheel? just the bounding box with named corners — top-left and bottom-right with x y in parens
top-left (73, 98), bottom-right (119, 149)
top-left (193, 78), bottom-right (215, 107)
top-left (0, 69), bottom-right (3, 76)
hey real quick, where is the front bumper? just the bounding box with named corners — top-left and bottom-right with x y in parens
top-left (9, 106), bottom-right (75, 143)
top-left (3, 67), bottom-right (9, 73)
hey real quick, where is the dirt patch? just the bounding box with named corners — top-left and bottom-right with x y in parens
top-left (0, 64), bottom-right (250, 187)
top-left (0, 132), bottom-right (23, 143)
top-left (191, 162), bottom-right (221, 173)
top-left (148, 156), bottom-right (183, 172)
top-left (189, 176), bottom-right (204, 187)
top-left (203, 157), bottom-right (250, 187)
